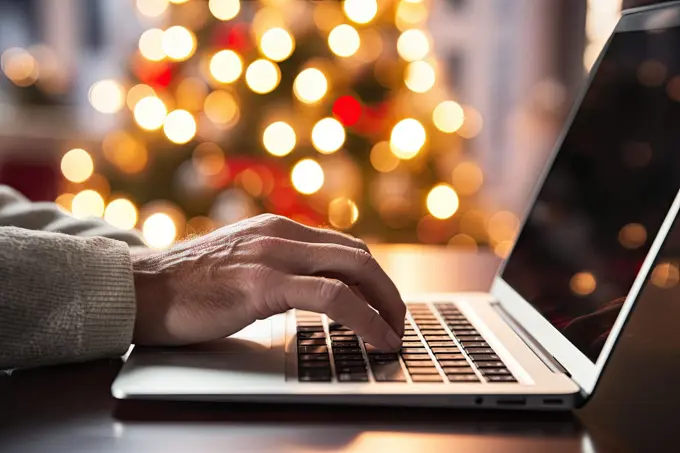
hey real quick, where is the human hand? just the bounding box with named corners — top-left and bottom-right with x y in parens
top-left (131, 214), bottom-right (405, 351)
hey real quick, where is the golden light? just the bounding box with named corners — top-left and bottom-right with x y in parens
top-left (0, 47), bottom-right (38, 86)
top-left (291, 159), bottom-right (325, 195)
top-left (405, 60), bottom-right (435, 93)
top-left (637, 60), bottom-right (667, 87)
top-left (103, 131), bottom-right (149, 174)
top-left (448, 234), bottom-right (478, 252)
top-left (263, 121), bottom-right (296, 156)
top-left (162, 26), bottom-right (196, 61)
top-left (169, 0), bottom-right (188, 3)
top-left (311, 117), bottom-right (346, 154)
top-left (313, 1), bottom-right (345, 32)
top-left (458, 106), bottom-right (483, 138)
top-left (451, 161), bottom-right (484, 196)
top-left (163, 109), bottom-right (196, 144)
top-left (260, 27), bottom-right (295, 62)
top-left (667, 76), bottom-right (680, 102)
top-left (328, 24), bottom-right (361, 58)
top-left (134, 96), bottom-right (167, 130)
top-left (71, 190), bottom-right (105, 219)
top-left (204, 90), bottom-right (239, 126)
top-left (209, 0), bottom-right (240, 21)
top-left (328, 197), bottom-right (359, 230)
top-left (487, 211), bottom-right (519, 244)
top-left (237, 169), bottom-right (264, 197)
top-left (618, 223), bottom-right (647, 249)
top-left (370, 141), bottom-right (399, 173)
top-left (651, 262), bottom-right (680, 289)
top-left (55, 193), bottom-right (75, 212)
top-left (186, 216), bottom-right (216, 236)
top-left (192, 142), bottom-right (225, 176)
top-left (138, 28), bottom-right (166, 61)
top-left (396, 0), bottom-right (428, 28)
top-left (126, 84), bottom-right (156, 110)
top-left (426, 184), bottom-right (460, 220)
top-left (61, 148), bottom-right (94, 183)
top-left (570, 272), bottom-right (597, 296)
top-left (176, 77), bottom-right (208, 112)
top-left (293, 68), bottom-right (328, 104)
top-left (245, 59), bottom-right (281, 94)
top-left (143, 213), bottom-right (177, 249)
top-left (104, 199), bottom-right (139, 230)
top-left (390, 118), bottom-right (426, 159)
top-left (136, 0), bottom-right (169, 18)
top-left (209, 50), bottom-right (243, 83)
top-left (343, 0), bottom-right (378, 24)
top-left (88, 79), bottom-right (125, 114)
top-left (433, 100), bottom-right (465, 133)
top-left (397, 29), bottom-right (429, 61)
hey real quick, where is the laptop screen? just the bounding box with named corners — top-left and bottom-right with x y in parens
top-left (501, 26), bottom-right (680, 363)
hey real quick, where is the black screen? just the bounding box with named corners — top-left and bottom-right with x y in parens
top-left (502, 27), bottom-right (680, 362)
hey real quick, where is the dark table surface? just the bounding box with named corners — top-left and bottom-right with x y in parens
top-left (2, 246), bottom-right (679, 453)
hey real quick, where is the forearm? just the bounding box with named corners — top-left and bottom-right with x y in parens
top-left (0, 227), bottom-right (136, 370)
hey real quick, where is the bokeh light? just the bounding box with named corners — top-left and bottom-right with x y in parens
top-left (433, 100), bottom-right (465, 133)
top-left (1, 47), bottom-right (39, 86)
top-left (61, 148), bottom-right (94, 183)
top-left (332, 95), bottom-right (362, 126)
top-left (426, 184), bottom-right (460, 219)
top-left (396, 1), bottom-right (428, 29)
top-left (370, 141), bottom-right (399, 173)
top-left (104, 199), bottom-right (139, 230)
top-left (390, 118), bottom-right (426, 159)
top-left (397, 29), bottom-right (430, 61)
top-left (192, 142), bottom-right (226, 176)
top-left (293, 68), bottom-right (328, 104)
top-left (88, 79), bottom-right (125, 114)
top-left (458, 106), bottom-right (483, 138)
top-left (143, 213), bottom-right (177, 249)
top-left (176, 77), bottom-right (208, 112)
top-left (71, 190), bottom-right (105, 219)
top-left (103, 131), bottom-right (148, 174)
top-left (343, 0), bottom-right (378, 24)
top-left (328, 197), bottom-right (359, 229)
top-left (245, 59), bottom-right (281, 94)
top-left (55, 193), bottom-right (75, 213)
top-left (126, 84), bottom-right (156, 110)
top-left (328, 24), bottom-right (361, 57)
top-left (487, 211), bottom-right (519, 244)
top-left (209, 0), bottom-right (240, 21)
top-left (204, 89), bottom-right (239, 127)
top-left (291, 159), bottom-right (325, 194)
top-left (162, 26), bottom-right (196, 61)
top-left (618, 223), bottom-right (647, 249)
top-left (405, 60), bottom-right (435, 93)
top-left (136, 0), bottom-right (169, 18)
top-left (163, 109), bottom-right (197, 144)
top-left (134, 96), bottom-right (167, 130)
top-left (570, 272), bottom-right (597, 296)
top-left (448, 234), bottom-right (478, 252)
top-left (209, 49), bottom-right (243, 83)
top-left (494, 240), bottom-right (513, 259)
top-left (651, 262), bottom-right (680, 289)
top-left (263, 121), bottom-right (296, 156)
top-left (260, 27), bottom-right (295, 62)
top-left (311, 117), bottom-right (346, 154)
top-left (451, 161), bottom-right (484, 196)
top-left (138, 28), bottom-right (166, 62)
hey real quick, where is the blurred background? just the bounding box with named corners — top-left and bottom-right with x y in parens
top-left (0, 0), bottom-right (658, 252)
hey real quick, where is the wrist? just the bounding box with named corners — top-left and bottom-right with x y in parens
top-left (131, 250), bottom-right (173, 345)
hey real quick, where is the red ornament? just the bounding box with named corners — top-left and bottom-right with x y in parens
top-left (332, 95), bottom-right (363, 126)
top-left (133, 57), bottom-right (174, 88)
top-left (213, 23), bottom-right (252, 52)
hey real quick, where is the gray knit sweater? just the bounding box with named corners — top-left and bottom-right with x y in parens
top-left (0, 185), bottom-right (145, 370)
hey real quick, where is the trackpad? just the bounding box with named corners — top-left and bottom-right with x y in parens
top-left (151, 320), bottom-right (273, 354)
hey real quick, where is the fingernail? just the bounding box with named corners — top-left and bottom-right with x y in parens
top-left (386, 329), bottom-right (402, 351)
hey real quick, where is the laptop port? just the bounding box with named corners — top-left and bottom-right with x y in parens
top-left (496, 398), bottom-right (526, 406)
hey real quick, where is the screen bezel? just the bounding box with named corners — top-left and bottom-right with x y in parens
top-left (491, 2), bottom-right (680, 398)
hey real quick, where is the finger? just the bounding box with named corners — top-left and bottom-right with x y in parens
top-left (265, 238), bottom-right (406, 336)
top-left (270, 274), bottom-right (402, 351)
top-left (261, 214), bottom-right (369, 252)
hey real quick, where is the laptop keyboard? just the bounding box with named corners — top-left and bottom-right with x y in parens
top-left (295, 303), bottom-right (517, 384)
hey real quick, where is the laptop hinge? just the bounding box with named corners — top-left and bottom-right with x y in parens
top-left (491, 302), bottom-right (570, 376)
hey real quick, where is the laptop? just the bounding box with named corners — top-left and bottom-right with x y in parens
top-left (112, 2), bottom-right (680, 409)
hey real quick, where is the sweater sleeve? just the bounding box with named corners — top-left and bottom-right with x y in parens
top-left (0, 186), bottom-right (141, 369)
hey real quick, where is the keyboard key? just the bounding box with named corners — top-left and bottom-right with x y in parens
top-left (299, 354), bottom-right (330, 362)
top-left (408, 367), bottom-right (440, 375)
top-left (438, 360), bottom-right (468, 367)
top-left (402, 341), bottom-right (424, 347)
top-left (456, 336), bottom-right (485, 342)
top-left (332, 347), bottom-right (362, 354)
top-left (372, 362), bottom-right (407, 382)
top-left (402, 354), bottom-right (433, 360)
top-left (403, 336), bottom-right (421, 342)
top-left (334, 359), bottom-right (365, 367)
top-left (328, 322), bottom-right (352, 331)
top-left (368, 353), bottom-right (399, 360)
top-left (405, 360), bottom-right (435, 367)
top-left (400, 348), bottom-right (428, 354)
top-left (330, 335), bottom-right (358, 341)
top-left (469, 354), bottom-right (500, 362)
top-left (466, 348), bottom-right (495, 355)
top-left (429, 347), bottom-right (461, 354)
top-left (447, 374), bottom-right (479, 382)
top-left (474, 361), bottom-right (506, 369)
top-left (436, 353), bottom-right (466, 360)
top-left (418, 328), bottom-right (447, 333)
top-left (298, 371), bottom-right (331, 382)
top-left (338, 373), bottom-right (369, 382)
top-left (333, 353), bottom-right (364, 361)
top-left (299, 361), bottom-right (331, 369)
top-left (411, 374), bottom-right (443, 383)
top-left (461, 341), bottom-right (490, 348)
top-left (424, 335), bottom-right (451, 341)
top-left (481, 368), bottom-right (512, 376)
top-left (297, 332), bottom-right (326, 339)
top-left (443, 367), bottom-right (476, 374)
top-left (336, 366), bottom-right (367, 374)
top-left (298, 345), bottom-right (328, 354)
top-left (486, 375), bottom-right (517, 383)
top-left (297, 326), bottom-right (325, 332)
top-left (297, 339), bottom-right (327, 346)
top-left (451, 329), bottom-right (478, 336)
top-left (427, 341), bottom-right (455, 347)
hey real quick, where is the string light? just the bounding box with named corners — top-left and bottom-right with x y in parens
top-left (263, 121), bottom-right (296, 156)
top-left (433, 100), bottom-right (464, 133)
top-left (126, 84), bottom-right (155, 110)
top-left (397, 29), bottom-right (430, 61)
top-left (136, 0), bottom-right (169, 18)
top-left (143, 213), bottom-right (177, 249)
top-left (104, 199), bottom-right (138, 230)
top-left (651, 262), bottom-right (680, 289)
top-left (291, 159), bottom-right (324, 194)
top-left (311, 117), bottom-right (346, 154)
top-left (163, 109), bottom-right (197, 144)
top-left (162, 26), bottom-right (196, 61)
top-left (487, 211), bottom-right (519, 244)
top-left (209, 0), bottom-right (240, 21)
top-left (618, 223), bottom-right (647, 249)
top-left (390, 118), bottom-right (426, 159)
top-left (55, 193), bottom-right (75, 212)
top-left (0, 47), bottom-right (38, 87)
top-left (61, 148), bottom-right (94, 183)
top-left (328, 24), bottom-right (361, 57)
top-left (370, 141), bottom-right (399, 173)
top-left (245, 59), bottom-right (281, 94)
top-left (458, 106), bottom-right (483, 138)
top-left (293, 68), bottom-right (328, 104)
top-left (448, 234), bottom-right (478, 252)
top-left (343, 0), bottom-right (378, 24)
top-left (71, 190), bottom-right (105, 219)
top-left (396, 1), bottom-right (428, 29)
top-left (451, 161), bottom-right (484, 195)
top-left (204, 90), bottom-right (239, 127)
top-left (209, 50), bottom-right (243, 83)
top-left (405, 60), bottom-right (435, 93)
top-left (328, 197), bottom-right (359, 229)
top-left (192, 142), bottom-right (226, 176)
top-left (260, 27), bottom-right (295, 62)
top-left (103, 131), bottom-right (148, 174)
top-left (134, 96), bottom-right (167, 130)
top-left (426, 184), bottom-right (459, 219)
top-left (88, 79), bottom-right (125, 114)
top-left (169, 0), bottom-right (188, 3)
top-left (570, 272), bottom-right (597, 296)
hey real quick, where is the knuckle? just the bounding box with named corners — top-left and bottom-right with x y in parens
top-left (352, 237), bottom-right (369, 252)
top-left (317, 279), bottom-right (347, 310)
top-left (354, 248), bottom-right (377, 270)
top-left (260, 214), bottom-right (291, 235)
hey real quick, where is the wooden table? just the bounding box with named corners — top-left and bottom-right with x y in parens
top-left (1, 246), bottom-right (678, 453)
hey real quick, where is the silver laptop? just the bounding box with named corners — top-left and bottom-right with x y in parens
top-left (112, 3), bottom-right (680, 410)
